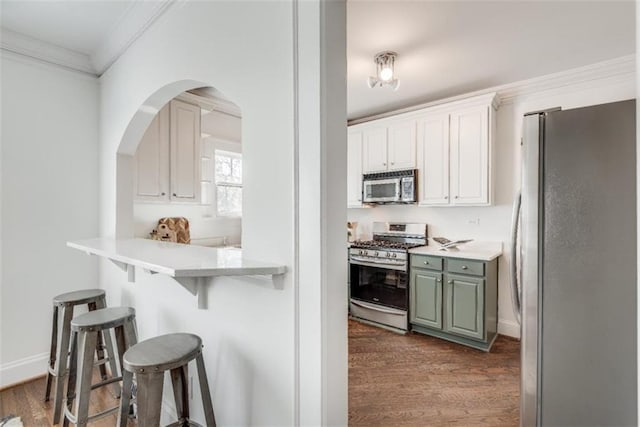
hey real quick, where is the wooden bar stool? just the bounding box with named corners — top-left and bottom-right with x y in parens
top-left (63, 307), bottom-right (138, 427)
top-left (118, 333), bottom-right (216, 427)
top-left (45, 289), bottom-right (119, 424)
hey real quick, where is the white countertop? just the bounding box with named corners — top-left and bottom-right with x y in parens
top-left (68, 238), bottom-right (287, 277)
top-left (409, 241), bottom-right (503, 261)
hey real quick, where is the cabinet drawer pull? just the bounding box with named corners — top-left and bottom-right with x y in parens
top-left (462, 265), bottom-right (468, 270)
top-left (424, 261), bottom-right (429, 265)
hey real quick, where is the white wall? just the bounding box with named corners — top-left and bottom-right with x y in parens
top-left (0, 52), bottom-right (98, 387)
top-left (97, 1), bottom-right (346, 425)
top-left (348, 56), bottom-right (636, 339)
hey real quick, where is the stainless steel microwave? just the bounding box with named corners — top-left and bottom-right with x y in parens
top-left (362, 169), bottom-right (417, 204)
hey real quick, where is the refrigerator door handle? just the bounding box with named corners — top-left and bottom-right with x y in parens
top-left (510, 191), bottom-right (522, 324)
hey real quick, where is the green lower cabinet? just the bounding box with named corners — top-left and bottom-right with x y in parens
top-left (444, 274), bottom-right (484, 340)
top-left (409, 254), bottom-right (499, 352)
top-left (410, 270), bottom-right (442, 329)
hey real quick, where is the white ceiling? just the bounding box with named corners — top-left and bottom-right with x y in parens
top-left (0, 1), bottom-right (634, 117)
top-left (348, 1), bottom-right (635, 119)
top-left (1, 1), bottom-right (133, 55)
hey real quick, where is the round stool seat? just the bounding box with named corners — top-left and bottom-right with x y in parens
top-left (71, 307), bottom-right (136, 332)
top-left (53, 289), bottom-right (105, 306)
top-left (124, 333), bottom-right (202, 373)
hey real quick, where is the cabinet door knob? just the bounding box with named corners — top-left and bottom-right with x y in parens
top-left (462, 265), bottom-right (468, 270)
top-left (436, 278), bottom-right (441, 283)
top-left (444, 196), bottom-right (448, 200)
top-left (391, 162), bottom-right (395, 165)
top-left (173, 193), bottom-right (177, 197)
top-left (383, 162), bottom-right (387, 166)
top-left (424, 261), bottom-right (429, 265)
top-left (161, 192), bottom-right (166, 196)
top-left (448, 280), bottom-right (453, 284)
top-left (454, 195), bottom-right (458, 199)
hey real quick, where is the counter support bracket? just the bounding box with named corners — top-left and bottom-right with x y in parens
top-left (174, 277), bottom-right (209, 309)
top-left (110, 259), bottom-right (135, 283)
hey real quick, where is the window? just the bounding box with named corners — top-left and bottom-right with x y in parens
top-left (215, 150), bottom-right (242, 216)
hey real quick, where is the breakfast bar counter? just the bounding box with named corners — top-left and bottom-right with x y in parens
top-left (68, 238), bottom-right (287, 308)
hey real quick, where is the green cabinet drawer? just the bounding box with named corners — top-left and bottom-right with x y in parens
top-left (447, 258), bottom-right (485, 276)
top-left (411, 254), bottom-right (443, 271)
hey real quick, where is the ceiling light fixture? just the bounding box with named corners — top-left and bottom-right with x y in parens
top-left (367, 51), bottom-right (399, 91)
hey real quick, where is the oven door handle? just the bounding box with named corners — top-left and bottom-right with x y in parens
top-left (349, 257), bottom-right (406, 271)
top-left (351, 299), bottom-right (406, 316)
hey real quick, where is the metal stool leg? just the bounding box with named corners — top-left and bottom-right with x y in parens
top-left (136, 372), bottom-right (165, 427)
top-left (44, 305), bottom-right (58, 402)
top-left (95, 297), bottom-right (121, 397)
top-left (74, 331), bottom-right (98, 427)
top-left (170, 364), bottom-right (189, 422)
top-left (53, 304), bottom-right (74, 424)
top-left (196, 352), bottom-right (216, 427)
top-left (117, 369), bottom-right (134, 427)
top-left (62, 331), bottom-right (78, 427)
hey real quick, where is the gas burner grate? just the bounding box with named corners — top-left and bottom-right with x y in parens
top-left (351, 240), bottom-right (424, 251)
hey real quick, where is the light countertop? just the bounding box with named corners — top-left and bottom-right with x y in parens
top-left (409, 241), bottom-right (503, 261)
top-left (67, 238), bottom-right (286, 277)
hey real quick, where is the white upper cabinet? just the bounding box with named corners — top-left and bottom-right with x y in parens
top-left (388, 120), bottom-right (417, 170)
top-left (347, 130), bottom-right (364, 207)
top-left (134, 104), bottom-right (170, 202)
top-left (349, 92), bottom-right (496, 208)
top-left (134, 99), bottom-right (202, 203)
top-left (417, 113), bottom-right (450, 205)
top-left (450, 105), bottom-right (489, 205)
top-left (170, 99), bottom-right (201, 202)
top-left (361, 121), bottom-right (416, 173)
top-left (362, 126), bottom-right (387, 173)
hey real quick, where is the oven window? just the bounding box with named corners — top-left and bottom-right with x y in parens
top-left (350, 264), bottom-right (407, 310)
top-left (366, 182), bottom-right (397, 199)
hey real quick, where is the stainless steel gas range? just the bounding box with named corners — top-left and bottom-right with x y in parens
top-left (349, 222), bottom-right (428, 332)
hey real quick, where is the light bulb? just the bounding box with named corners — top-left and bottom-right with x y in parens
top-left (379, 67), bottom-right (393, 82)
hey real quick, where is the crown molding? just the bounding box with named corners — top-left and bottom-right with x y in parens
top-left (90, 0), bottom-right (174, 75)
top-left (0, 28), bottom-right (95, 75)
top-left (495, 54), bottom-right (635, 104)
top-left (348, 54), bottom-right (635, 124)
top-left (176, 92), bottom-right (242, 118)
top-left (0, 0), bottom-right (174, 76)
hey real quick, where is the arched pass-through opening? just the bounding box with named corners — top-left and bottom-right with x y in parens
top-left (115, 80), bottom-right (242, 241)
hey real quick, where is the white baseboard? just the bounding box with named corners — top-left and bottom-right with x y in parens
top-left (0, 352), bottom-right (48, 388)
top-left (498, 319), bottom-right (520, 339)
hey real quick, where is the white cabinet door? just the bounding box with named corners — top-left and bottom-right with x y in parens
top-left (362, 127), bottom-right (388, 173)
top-left (347, 131), bottom-right (363, 207)
top-left (134, 104), bottom-right (170, 201)
top-left (387, 120), bottom-right (416, 171)
top-left (417, 113), bottom-right (450, 205)
top-left (450, 106), bottom-right (489, 205)
top-left (170, 100), bottom-right (201, 202)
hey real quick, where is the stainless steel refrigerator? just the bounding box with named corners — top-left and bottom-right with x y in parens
top-left (513, 100), bottom-right (636, 426)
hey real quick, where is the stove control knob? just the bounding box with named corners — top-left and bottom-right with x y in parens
top-left (392, 253), bottom-right (397, 258)
top-left (386, 253), bottom-right (390, 258)
top-left (374, 251), bottom-right (379, 257)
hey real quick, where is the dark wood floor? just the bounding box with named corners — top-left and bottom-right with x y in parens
top-left (349, 319), bottom-right (520, 426)
top-left (2, 321), bottom-right (519, 426)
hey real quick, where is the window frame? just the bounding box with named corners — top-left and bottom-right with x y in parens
top-left (214, 149), bottom-right (243, 217)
